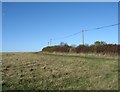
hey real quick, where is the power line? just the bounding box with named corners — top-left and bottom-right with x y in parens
top-left (85, 23), bottom-right (119, 32)
top-left (45, 23), bottom-right (119, 47)
top-left (52, 31), bottom-right (81, 40)
top-left (52, 23), bottom-right (119, 41)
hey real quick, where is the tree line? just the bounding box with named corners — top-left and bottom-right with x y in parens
top-left (42, 41), bottom-right (119, 55)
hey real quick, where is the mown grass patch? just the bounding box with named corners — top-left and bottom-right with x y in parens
top-left (42, 53), bottom-right (115, 62)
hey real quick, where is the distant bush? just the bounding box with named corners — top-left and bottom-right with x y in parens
top-left (42, 45), bottom-right (72, 53)
top-left (33, 52), bottom-right (39, 54)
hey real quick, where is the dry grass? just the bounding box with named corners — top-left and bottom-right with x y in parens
top-left (2, 52), bottom-right (118, 90)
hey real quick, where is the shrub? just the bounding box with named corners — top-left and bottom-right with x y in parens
top-left (42, 45), bottom-right (71, 53)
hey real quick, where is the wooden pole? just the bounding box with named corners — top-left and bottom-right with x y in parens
top-left (82, 30), bottom-right (84, 46)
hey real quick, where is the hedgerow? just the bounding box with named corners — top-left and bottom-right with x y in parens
top-left (42, 44), bottom-right (119, 54)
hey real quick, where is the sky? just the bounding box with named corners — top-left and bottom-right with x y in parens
top-left (2, 2), bottom-right (118, 52)
top-left (0, 2), bottom-right (2, 52)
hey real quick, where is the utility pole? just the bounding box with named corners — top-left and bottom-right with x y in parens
top-left (48, 42), bottom-right (50, 46)
top-left (50, 38), bottom-right (52, 46)
top-left (82, 30), bottom-right (84, 46)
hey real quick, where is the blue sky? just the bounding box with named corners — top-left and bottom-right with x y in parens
top-left (2, 2), bottom-right (118, 52)
top-left (0, 2), bottom-right (2, 52)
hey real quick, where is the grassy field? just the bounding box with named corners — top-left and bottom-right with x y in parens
top-left (2, 52), bottom-right (118, 90)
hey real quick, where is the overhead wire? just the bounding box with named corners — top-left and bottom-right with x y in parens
top-left (52, 31), bottom-right (82, 40)
top-left (43, 23), bottom-right (119, 46)
top-left (85, 23), bottom-right (119, 32)
top-left (52, 23), bottom-right (119, 41)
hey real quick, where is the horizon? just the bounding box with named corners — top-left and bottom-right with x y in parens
top-left (1, 43), bottom-right (119, 52)
top-left (2, 2), bottom-right (118, 52)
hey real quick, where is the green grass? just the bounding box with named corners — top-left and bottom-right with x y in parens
top-left (42, 53), bottom-right (115, 61)
top-left (2, 52), bottom-right (118, 90)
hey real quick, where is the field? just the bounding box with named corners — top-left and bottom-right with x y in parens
top-left (2, 52), bottom-right (118, 90)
